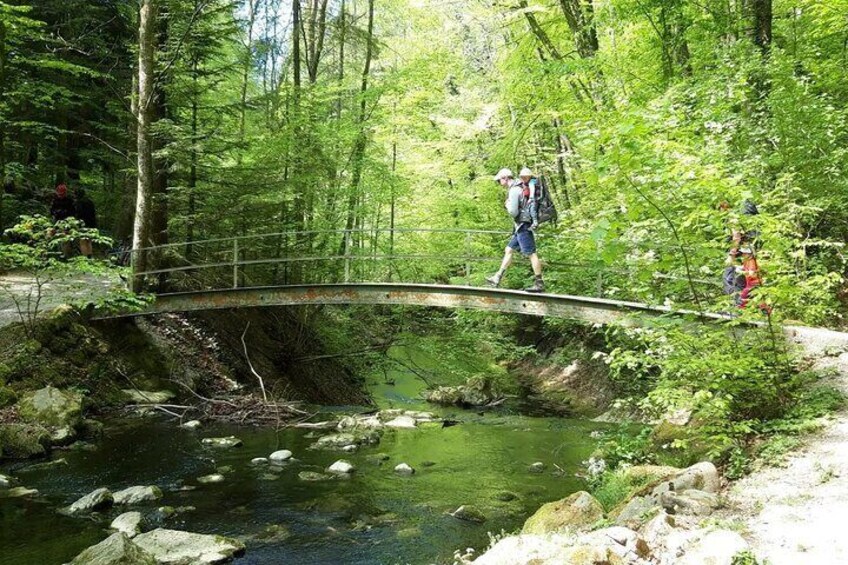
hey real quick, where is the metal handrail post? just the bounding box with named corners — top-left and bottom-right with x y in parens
top-left (233, 238), bottom-right (239, 289)
top-left (344, 231), bottom-right (351, 283)
top-left (465, 231), bottom-right (472, 284)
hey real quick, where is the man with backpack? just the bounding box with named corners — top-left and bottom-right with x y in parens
top-left (485, 167), bottom-right (545, 293)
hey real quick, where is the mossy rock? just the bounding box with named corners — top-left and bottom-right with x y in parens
top-left (0, 423), bottom-right (51, 459)
top-left (522, 491), bottom-right (604, 534)
top-left (17, 386), bottom-right (83, 428)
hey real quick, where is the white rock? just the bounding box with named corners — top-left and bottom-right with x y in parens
top-left (639, 510), bottom-right (676, 553)
top-left (384, 415), bottom-right (417, 429)
top-left (327, 460), bottom-right (355, 474)
top-left (251, 457), bottom-right (269, 465)
top-left (197, 474), bottom-right (225, 484)
top-left (0, 473), bottom-right (12, 488)
top-left (660, 489), bottom-right (720, 516)
top-left (342, 444), bottom-right (358, 452)
top-left (337, 416), bottom-right (359, 429)
top-left (394, 463), bottom-right (415, 475)
top-left (200, 436), bottom-right (242, 448)
top-left (672, 462), bottom-right (720, 493)
top-left (269, 449), bottom-right (293, 462)
top-left (67, 487), bottom-right (113, 514)
top-left (69, 532), bottom-right (156, 564)
top-left (122, 389), bottom-right (176, 404)
top-left (111, 511), bottom-right (143, 538)
top-left (113, 485), bottom-right (163, 505)
top-left (2, 486), bottom-right (38, 498)
top-left (678, 529), bottom-right (749, 565)
top-left (133, 528), bottom-right (245, 564)
top-left (181, 420), bottom-right (201, 429)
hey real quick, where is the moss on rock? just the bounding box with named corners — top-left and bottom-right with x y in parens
top-left (0, 423), bottom-right (50, 458)
top-left (521, 491), bottom-right (604, 534)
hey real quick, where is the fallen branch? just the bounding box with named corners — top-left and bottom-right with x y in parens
top-left (241, 322), bottom-right (268, 402)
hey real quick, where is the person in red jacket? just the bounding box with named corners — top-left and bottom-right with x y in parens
top-left (737, 247), bottom-right (761, 308)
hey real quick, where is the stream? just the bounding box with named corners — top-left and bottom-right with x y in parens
top-left (1, 358), bottom-right (604, 564)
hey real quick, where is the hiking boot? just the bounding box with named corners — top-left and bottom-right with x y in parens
top-left (485, 274), bottom-right (502, 287)
top-left (524, 277), bottom-right (544, 293)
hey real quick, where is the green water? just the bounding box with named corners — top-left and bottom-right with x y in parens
top-left (1, 348), bottom-right (603, 564)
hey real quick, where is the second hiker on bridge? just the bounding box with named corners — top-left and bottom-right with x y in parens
top-left (486, 167), bottom-right (544, 293)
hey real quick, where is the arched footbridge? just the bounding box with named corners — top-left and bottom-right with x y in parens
top-left (120, 228), bottom-right (848, 354)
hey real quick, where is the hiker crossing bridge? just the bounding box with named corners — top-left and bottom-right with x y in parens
top-left (119, 227), bottom-right (846, 353)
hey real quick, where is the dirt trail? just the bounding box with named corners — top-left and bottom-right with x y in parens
top-left (0, 272), bottom-right (122, 328)
top-left (721, 352), bottom-right (848, 565)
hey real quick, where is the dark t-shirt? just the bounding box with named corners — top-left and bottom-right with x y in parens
top-left (50, 196), bottom-right (75, 222)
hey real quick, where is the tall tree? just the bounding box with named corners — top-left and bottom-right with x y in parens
top-left (132, 0), bottom-right (157, 288)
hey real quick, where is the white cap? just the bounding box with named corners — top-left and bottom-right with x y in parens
top-left (493, 168), bottom-right (513, 181)
top-left (519, 167), bottom-right (533, 177)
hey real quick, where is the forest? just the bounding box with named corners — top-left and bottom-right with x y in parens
top-left (1, 0), bottom-right (848, 564)
top-left (0, 0), bottom-right (843, 321)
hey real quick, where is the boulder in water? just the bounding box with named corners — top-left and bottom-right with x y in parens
top-left (114, 486), bottom-right (163, 506)
top-left (251, 457), bottom-right (269, 465)
top-left (528, 462), bottom-right (546, 473)
top-left (298, 471), bottom-right (332, 482)
top-left (181, 420), bottom-right (201, 429)
top-left (133, 528), bottom-right (245, 564)
top-left (17, 386), bottom-right (82, 428)
top-left (122, 390), bottom-right (176, 404)
top-left (394, 463), bottom-right (415, 475)
top-left (1, 486), bottom-right (38, 498)
top-left (449, 505), bottom-right (487, 523)
top-left (67, 487), bottom-right (114, 514)
top-left (200, 436), bottom-right (242, 448)
top-left (197, 474), bottom-right (225, 484)
top-left (310, 430), bottom-right (381, 450)
top-left (111, 511), bottom-right (144, 538)
top-left (0, 473), bottom-right (13, 488)
top-left (384, 416), bottom-right (417, 429)
top-left (69, 532), bottom-right (156, 565)
top-left (327, 460), bottom-right (355, 474)
top-left (269, 449), bottom-right (293, 462)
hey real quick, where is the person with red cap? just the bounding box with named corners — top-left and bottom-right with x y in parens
top-left (50, 184), bottom-right (76, 222)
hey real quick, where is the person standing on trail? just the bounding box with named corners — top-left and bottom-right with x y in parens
top-left (486, 167), bottom-right (545, 293)
top-left (75, 187), bottom-right (97, 258)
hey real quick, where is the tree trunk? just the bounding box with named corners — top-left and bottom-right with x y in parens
top-left (150, 8), bottom-right (169, 255)
top-left (341, 0), bottom-right (374, 255)
top-left (751, 0), bottom-right (772, 55)
top-left (240, 0), bottom-right (259, 144)
top-left (558, 0), bottom-right (598, 58)
top-left (132, 0), bottom-right (157, 290)
top-left (186, 58), bottom-right (199, 257)
top-left (293, 0), bottom-right (302, 93)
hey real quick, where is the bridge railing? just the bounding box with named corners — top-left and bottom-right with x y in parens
top-left (129, 227), bottom-right (723, 307)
